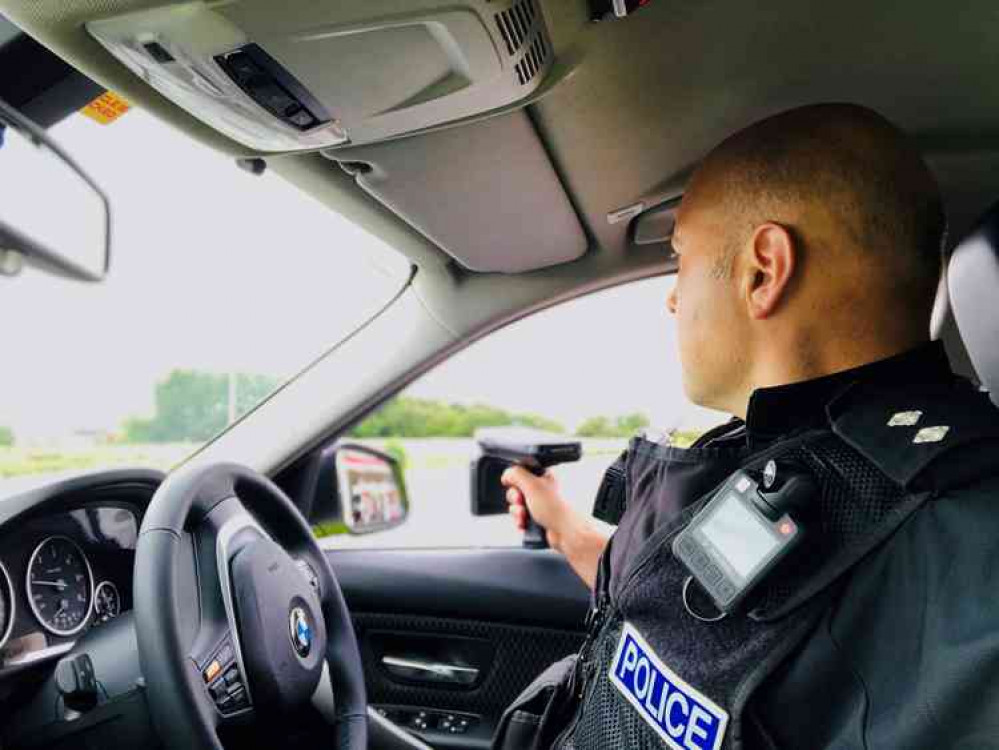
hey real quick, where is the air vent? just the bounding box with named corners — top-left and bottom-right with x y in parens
top-left (514, 34), bottom-right (548, 85)
top-left (495, 0), bottom-right (538, 56)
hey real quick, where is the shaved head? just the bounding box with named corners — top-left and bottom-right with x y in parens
top-left (669, 103), bottom-right (947, 416)
top-left (693, 103), bottom-right (946, 312)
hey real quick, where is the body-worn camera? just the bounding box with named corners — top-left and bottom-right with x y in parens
top-left (672, 463), bottom-right (817, 614)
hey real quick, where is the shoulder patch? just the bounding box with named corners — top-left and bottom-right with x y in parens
top-left (609, 622), bottom-right (728, 750)
top-left (828, 380), bottom-right (999, 489)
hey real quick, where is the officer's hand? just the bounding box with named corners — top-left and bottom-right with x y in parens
top-left (501, 466), bottom-right (574, 543)
top-left (502, 466), bottom-right (608, 588)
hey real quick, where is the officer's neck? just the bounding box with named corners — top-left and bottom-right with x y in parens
top-left (728, 335), bottom-right (934, 421)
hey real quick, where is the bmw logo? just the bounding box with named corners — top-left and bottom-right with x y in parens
top-left (289, 606), bottom-right (312, 658)
top-left (763, 460), bottom-right (778, 489)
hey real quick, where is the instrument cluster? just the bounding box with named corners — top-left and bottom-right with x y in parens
top-left (0, 505), bottom-right (138, 670)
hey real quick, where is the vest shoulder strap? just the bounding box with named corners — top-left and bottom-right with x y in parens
top-left (827, 378), bottom-right (999, 491)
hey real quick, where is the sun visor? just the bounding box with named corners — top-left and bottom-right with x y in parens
top-left (329, 111), bottom-right (587, 273)
top-left (87, 0), bottom-right (555, 152)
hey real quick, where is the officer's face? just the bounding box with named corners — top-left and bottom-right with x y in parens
top-left (667, 178), bottom-right (749, 413)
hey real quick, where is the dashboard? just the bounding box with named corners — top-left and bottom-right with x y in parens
top-left (0, 505), bottom-right (139, 671)
top-left (0, 470), bottom-right (161, 683)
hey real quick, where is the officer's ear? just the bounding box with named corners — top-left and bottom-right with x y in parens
top-left (743, 222), bottom-right (796, 320)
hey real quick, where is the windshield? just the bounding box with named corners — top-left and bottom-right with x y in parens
top-left (0, 103), bottom-right (410, 494)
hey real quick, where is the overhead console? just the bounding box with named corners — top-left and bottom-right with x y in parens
top-left (87, 0), bottom-right (556, 152)
top-left (87, 0), bottom-right (585, 273)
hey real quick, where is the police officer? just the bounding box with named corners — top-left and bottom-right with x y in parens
top-left (498, 103), bottom-right (999, 749)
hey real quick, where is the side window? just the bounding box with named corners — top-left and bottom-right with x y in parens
top-left (322, 276), bottom-right (723, 550)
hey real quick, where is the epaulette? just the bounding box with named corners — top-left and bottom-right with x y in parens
top-left (827, 378), bottom-right (999, 491)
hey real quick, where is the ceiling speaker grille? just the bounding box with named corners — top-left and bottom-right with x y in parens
top-left (514, 33), bottom-right (548, 85)
top-left (495, 0), bottom-right (538, 56)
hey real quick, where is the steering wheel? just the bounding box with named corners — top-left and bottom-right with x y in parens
top-left (133, 462), bottom-right (367, 749)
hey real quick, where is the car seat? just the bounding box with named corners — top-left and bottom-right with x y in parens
top-left (947, 201), bottom-right (999, 404)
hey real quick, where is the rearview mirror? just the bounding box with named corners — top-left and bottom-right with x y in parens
top-left (309, 442), bottom-right (409, 536)
top-left (0, 96), bottom-right (111, 283)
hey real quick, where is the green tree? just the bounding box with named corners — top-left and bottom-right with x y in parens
top-left (615, 412), bottom-right (650, 435)
top-left (234, 373), bottom-right (283, 415)
top-left (0, 426), bottom-right (13, 447)
top-left (349, 397), bottom-right (564, 438)
top-left (575, 413), bottom-right (650, 438)
top-left (512, 413), bottom-right (566, 433)
top-left (576, 416), bottom-right (613, 437)
top-left (123, 370), bottom-right (281, 443)
top-left (383, 439), bottom-right (410, 471)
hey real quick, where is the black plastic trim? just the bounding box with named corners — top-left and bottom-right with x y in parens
top-left (326, 548), bottom-right (589, 629)
top-left (214, 43), bottom-right (330, 131)
top-left (0, 469), bottom-right (163, 528)
top-left (0, 32), bottom-right (103, 127)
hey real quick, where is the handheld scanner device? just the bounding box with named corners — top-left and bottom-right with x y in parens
top-left (672, 461), bottom-right (817, 614)
top-left (471, 431), bottom-right (582, 549)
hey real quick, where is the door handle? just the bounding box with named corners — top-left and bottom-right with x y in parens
top-left (381, 655), bottom-right (480, 686)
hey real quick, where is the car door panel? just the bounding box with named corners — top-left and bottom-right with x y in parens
top-left (327, 548), bottom-right (590, 749)
top-left (328, 548), bottom-right (590, 627)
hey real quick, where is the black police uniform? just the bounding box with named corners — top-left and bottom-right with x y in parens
top-left (492, 341), bottom-right (999, 750)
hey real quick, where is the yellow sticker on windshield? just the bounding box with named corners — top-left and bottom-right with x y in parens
top-left (80, 91), bottom-right (131, 125)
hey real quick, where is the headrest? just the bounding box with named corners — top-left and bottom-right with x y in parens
top-left (948, 201), bottom-right (999, 397)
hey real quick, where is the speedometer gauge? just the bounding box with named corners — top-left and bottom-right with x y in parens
top-left (0, 562), bottom-right (14, 649)
top-left (26, 537), bottom-right (94, 636)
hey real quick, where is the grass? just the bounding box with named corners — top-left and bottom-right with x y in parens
top-left (0, 444), bottom-right (197, 478)
top-left (312, 520), bottom-right (350, 538)
top-left (670, 430), bottom-right (703, 448)
top-left (0, 432), bottom-right (704, 481)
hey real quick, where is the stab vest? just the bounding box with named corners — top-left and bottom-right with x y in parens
top-left (497, 377), bottom-right (999, 750)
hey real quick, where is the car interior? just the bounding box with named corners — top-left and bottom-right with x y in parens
top-left (0, 1), bottom-right (997, 749)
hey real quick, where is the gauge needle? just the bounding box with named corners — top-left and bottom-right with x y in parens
top-left (54, 600), bottom-right (67, 616)
top-left (33, 580), bottom-right (67, 589)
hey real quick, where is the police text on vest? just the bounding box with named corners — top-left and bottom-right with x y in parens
top-left (609, 622), bottom-right (728, 750)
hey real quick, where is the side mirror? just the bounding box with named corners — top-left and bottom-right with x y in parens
top-left (0, 96), bottom-right (111, 283)
top-left (309, 442), bottom-right (409, 537)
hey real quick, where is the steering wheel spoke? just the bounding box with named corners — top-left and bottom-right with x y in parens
top-left (192, 626), bottom-right (253, 722)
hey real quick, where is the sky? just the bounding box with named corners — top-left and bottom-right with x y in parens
top-left (0, 105), bottom-right (720, 443)
top-left (406, 277), bottom-right (722, 433)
